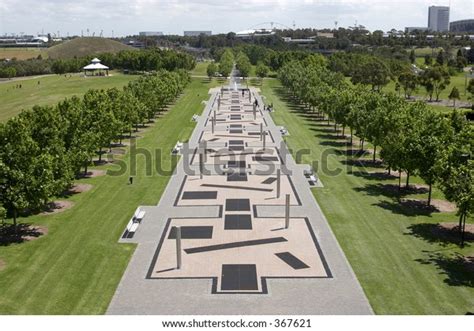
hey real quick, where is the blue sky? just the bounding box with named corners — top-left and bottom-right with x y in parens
top-left (0, 0), bottom-right (472, 37)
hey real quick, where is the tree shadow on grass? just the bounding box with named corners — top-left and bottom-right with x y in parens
top-left (336, 149), bottom-right (372, 157)
top-left (319, 140), bottom-right (348, 148)
top-left (340, 158), bottom-right (386, 169)
top-left (375, 199), bottom-right (438, 217)
top-left (415, 253), bottom-right (474, 288)
top-left (0, 223), bottom-right (45, 246)
top-left (406, 223), bottom-right (473, 247)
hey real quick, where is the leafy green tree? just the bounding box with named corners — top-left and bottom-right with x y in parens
top-left (219, 49), bottom-right (234, 77)
top-left (351, 56), bottom-right (391, 91)
top-left (398, 70), bottom-right (418, 99)
top-left (448, 86), bottom-right (460, 108)
top-left (236, 52), bottom-right (252, 79)
top-left (206, 62), bottom-right (217, 81)
top-left (436, 124), bottom-right (474, 246)
top-left (436, 50), bottom-right (445, 66)
top-left (416, 110), bottom-right (452, 205)
top-left (424, 54), bottom-right (432, 66)
top-left (255, 62), bottom-right (269, 82)
top-left (419, 66), bottom-right (451, 101)
top-left (0, 117), bottom-right (54, 230)
top-left (409, 49), bottom-right (416, 64)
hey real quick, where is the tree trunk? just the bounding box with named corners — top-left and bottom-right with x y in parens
top-left (84, 162), bottom-right (88, 175)
top-left (350, 128), bottom-right (353, 145)
top-left (99, 147), bottom-right (103, 162)
top-left (427, 183), bottom-right (432, 206)
top-left (398, 171), bottom-right (402, 202)
top-left (334, 122), bottom-right (337, 134)
top-left (361, 139), bottom-right (364, 151)
top-left (342, 126), bottom-right (345, 137)
top-left (373, 145), bottom-right (377, 163)
top-left (406, 171), bottom-right (410, 188)
top-left (13, 208), bottom-right (18, 234)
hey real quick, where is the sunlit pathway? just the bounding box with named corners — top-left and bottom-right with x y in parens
top-left (107, 76), bottom-right (373, 314)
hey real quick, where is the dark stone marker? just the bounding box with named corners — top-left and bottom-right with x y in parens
top-left (168, 226), bottom-right (213, 239)
top-left (221, 264), bottom-right (258, 291)
top-left (275, 252), bottom-right (310, 270)
top-left (224, 214), bottom-right (252, 230)
top-left (184, 237), bottom-right (287, 254)
top-left (225, 199), bottom-right (251, 211)
top-left (261, 177), bottom-right (277, 184)
top-left (182, 191), bottom-right (218, 200)
top-left (227, 172), bottom-right (248, 182)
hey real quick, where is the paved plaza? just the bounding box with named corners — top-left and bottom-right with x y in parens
top-left (107, 77), bottom-right (373, 314)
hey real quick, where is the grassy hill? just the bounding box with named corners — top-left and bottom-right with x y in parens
top-left (47, 37), bottom-right (133, 59)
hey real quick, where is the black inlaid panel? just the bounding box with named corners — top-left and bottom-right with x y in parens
top-left (253, 156), bottom-right (279, 162)
top-left (221, 264), bottom-right (258, 291)
top-left (230, 124), bottom-right (242, 129)
top-left (230, 115), bottom-right (241, 120)
top-left (185, 237), bottom-right (287, 254)
top-left (227, 172), bottom-right (248, 181)
top-left (275, 252), bottom-right (310, 270)
top-left (182, 191), bottom-right (218, 200)
top-left (168, 226), bottom-right (213, 239)
top-left (261, 177), bottom-right (277, 184)
top-left (229, 146), bottom-right (244, 152)
top-left (225, 199), bottom-right (251, 211)
top-left (228, 160), bottom-right (246, 168)
top-left (229, 140), bottom-right (244, 145)
top-left (247, 132), bottom-right (262, 136)
top-left (201, 183), bottom-right (273, 192)
top-left (229, 129), bottom-right (243, 134)
top-left (224, 214), bottom-right (252, 230)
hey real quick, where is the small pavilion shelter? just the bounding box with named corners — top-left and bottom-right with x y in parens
top-left (83, 58), bottom-right (109, 76)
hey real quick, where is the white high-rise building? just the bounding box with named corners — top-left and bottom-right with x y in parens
top-left (428, 6), bottom-right (450, 32)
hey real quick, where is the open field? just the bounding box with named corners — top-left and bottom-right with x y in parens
top-left (0, 72), bottom-right (137, 122)
top-left (0, 47), bottom-right (48, 60)
top-left (47, 37), bottom-right (133, 59)
top-left (385, 71), bottom-right (472, 102)
top-left (0, 77), bottom-right (221, 314)
top-left (260, 79), bottom-right (474, 314)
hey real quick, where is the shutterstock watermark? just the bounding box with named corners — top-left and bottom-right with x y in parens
top-left (106, 139), bottom-right (353, 178)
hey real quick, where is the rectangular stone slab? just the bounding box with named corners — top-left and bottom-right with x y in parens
top-left (168, 226), bottom-right (214, 239)
top-left (182, 191), bottom-right (218, 200)
top-left (275, 252), bottom-right (310, 270)
top-left (221, 264), bottom-right (258, 291)
top-left (225, 199), bottom-right (251, 211)
top-left (224, 214), bottom-right (252, 230)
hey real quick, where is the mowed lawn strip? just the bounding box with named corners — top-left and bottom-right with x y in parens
top-left (0, 78), bottom-right (220, 314)
top-left (261, 79), bottom-right (474, 315)
top-left (0, 72), bottom-right (136, 122)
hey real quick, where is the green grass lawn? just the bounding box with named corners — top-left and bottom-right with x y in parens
top-left (0, 47), bottom-right (48, 60)
top-left (261, 79), bottom-right (474, 314)
top-left (0, 77), bottom-right (221, 314)
top-left (0, 72), bottom-right (137, 122)
top-left (384, 71), bottom-right (472, 102)
top-left (191, 62), bottom-right (210, 76)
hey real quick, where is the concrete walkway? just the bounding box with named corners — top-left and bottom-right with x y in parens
top-left (106, 78), bottom-right (373, 315)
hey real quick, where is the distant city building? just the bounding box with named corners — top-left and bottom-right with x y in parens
top-left (405, 27), bottom-right (429, 33)
top-left (235, 29), bottom-right (274, 38)
top-left (316, 32), bottom-right (334, 38)
top-left (139, 31), bottom-right (164, 37)
top-left (183, 31), bottom-right (212, 37)
top-left (450, 19), bottom-right (474, 33)
top-left (428, 6), bottom-right (450, 32)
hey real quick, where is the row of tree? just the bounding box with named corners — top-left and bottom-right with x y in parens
top-left (0, 69), bottom-right (190, 228)
top-left (0, 48), bottom-right (196, 78)
top-left (278, 57), bottom-right (473, 241)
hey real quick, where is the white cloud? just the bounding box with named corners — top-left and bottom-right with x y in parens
top-left (0, 0), bottom-right (472, 36)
